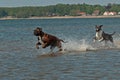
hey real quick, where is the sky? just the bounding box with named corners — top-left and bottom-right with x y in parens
top-left (0, 0), bottom-right (120, 7)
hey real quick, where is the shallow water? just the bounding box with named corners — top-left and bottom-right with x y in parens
top-left (0, 18), bottom-right (120, 80)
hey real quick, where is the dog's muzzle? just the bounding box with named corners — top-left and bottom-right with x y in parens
top-left (34, 30), bottom-right (39, 36)
top-left (96, 30), bottom-right (99, 32)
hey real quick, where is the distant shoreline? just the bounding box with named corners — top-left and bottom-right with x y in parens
top-left (0, 15), bottom-right (120, 20)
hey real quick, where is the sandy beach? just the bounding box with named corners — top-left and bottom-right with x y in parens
top-left (0, 15), bottom-right (120, 20)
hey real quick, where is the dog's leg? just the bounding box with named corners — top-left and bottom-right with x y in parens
top-left (109, 37), bottom-right (113, 43)
top-left (58, 46), bottom-right (62, 51)
top-left (36, 42), bottom-right (41, 49)
top-left (110, 38), bottom-right (116, 48)
top-left (93, 37), bottom-right (96, 42)
top-left (50, 46), bottom-right (55, 53)
top-left (36, 43), bottom-right (39, 49)
top-left (36, 36), bottom-right (43, 49)
top-left (56, 41), bottom-right (63, 51)
top-left (104, 40), bottom-right (109, 48)
top-left (41, 43), bottom-right (48, 48)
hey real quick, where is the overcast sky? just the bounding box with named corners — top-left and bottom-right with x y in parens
top-left (0, 0), bottom-right (120, 7)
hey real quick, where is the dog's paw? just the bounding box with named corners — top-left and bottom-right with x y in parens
top-left (36, 45), bottom-right (39, 49)
top-left (36, 46), bottom-right (39, 49)
top-left (38, 42), bottom-right (41, 45)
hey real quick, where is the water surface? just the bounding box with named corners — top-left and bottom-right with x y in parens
top-left (0, 18), bottom-right (120, 80)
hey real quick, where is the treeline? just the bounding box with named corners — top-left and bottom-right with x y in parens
top-left (0, 3), bottom-right (120, 18)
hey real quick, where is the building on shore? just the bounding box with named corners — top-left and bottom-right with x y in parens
top-left (92, 10), bottom-right (100, 16)
top-left (103, 11), bottom-right (117, 16)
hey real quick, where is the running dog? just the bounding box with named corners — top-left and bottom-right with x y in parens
top-left (93, 25), bottom-right (115, 44)
top-left (34, 27), bottom-right (66, 52)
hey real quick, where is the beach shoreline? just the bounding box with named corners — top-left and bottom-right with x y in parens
top-left (0, 15), bottom-right (120, 20)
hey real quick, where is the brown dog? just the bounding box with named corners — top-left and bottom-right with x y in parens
top-left (34, 27), bottom-right (66, 52)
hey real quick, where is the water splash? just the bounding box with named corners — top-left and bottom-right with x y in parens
top-left (63, 38), bottom-right (96, 52)
top-left (63, 35), bottom-right (120, 52)
top-left (114, 37), bottom-right (120, 48)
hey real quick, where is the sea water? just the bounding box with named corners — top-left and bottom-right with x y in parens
top-left (0, 18), bottom-right (120, 80)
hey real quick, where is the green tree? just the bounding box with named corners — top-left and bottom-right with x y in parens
top-left (0, 9), bottom-right (8, 17)
top-left (0, 3), bottom-right (119, 18)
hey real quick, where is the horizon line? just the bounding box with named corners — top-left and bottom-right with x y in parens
top-left (0, 3), bottom-right (118, 8)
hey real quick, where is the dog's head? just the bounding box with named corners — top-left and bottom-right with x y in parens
top-left (34, 27), bottom-right (42, 36)
top-left (95, 25), bottom-right (103, 32)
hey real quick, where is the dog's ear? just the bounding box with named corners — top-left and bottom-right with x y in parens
top-left (100, 25), bottom-right (103, 28)
top-left (37, 27), bottom-right (42, 31)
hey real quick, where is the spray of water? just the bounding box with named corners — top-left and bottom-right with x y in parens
top-left (62, 35), bottom-right (120, 52)
top-left (114, 37), bottom-right (120, 48)
top-left (63, 38), bottom-right (96, 52)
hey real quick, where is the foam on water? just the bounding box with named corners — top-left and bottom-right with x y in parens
top-left (63, 38), bottom-right (96, 52)
top-left (114, 37), bottom-right (120, 48)
top-left (63, 35), bottom-right (120, 52)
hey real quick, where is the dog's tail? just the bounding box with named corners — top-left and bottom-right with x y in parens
top-left (110, 32), bottom-right (116, 36)
top-left (59, 39), bottom-right (68, 43)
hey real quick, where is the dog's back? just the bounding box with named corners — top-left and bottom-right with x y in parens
top-left (102, 31), bottom-right (115, 43)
